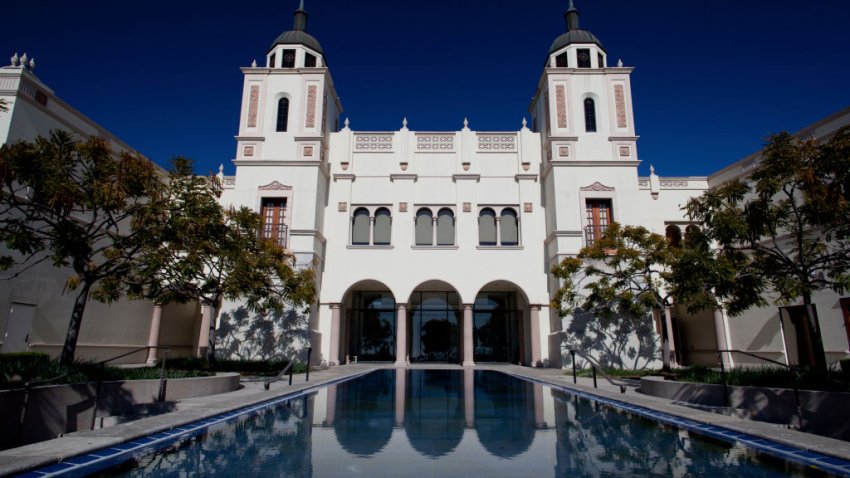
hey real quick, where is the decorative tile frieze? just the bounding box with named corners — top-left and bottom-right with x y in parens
top-left (247, 85), bottom-right (260, 128)
top-left (660, 179), bottom-right (689, 188)
top-left (354, 134), bottom-right (393, 152)
top-left (477, 134), bottom-right (517, 152)
top-left (614, 84), bottom-right (627, 128)
top-left (555, 84), bottom-right (567, 129)
top-left (416, 134), bottom-right (455, 152)
top-left (305, 85), bottom-right (318, 128)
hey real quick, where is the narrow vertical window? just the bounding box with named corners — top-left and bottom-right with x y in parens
top-left (260, 198), bottom-right (287, 248)
top-left (577, 48), bottom-right (591, 68)
top-left (436, 208), bottom-right (455, 246)
top-left (585, 199), bottom-right (611, 246)
top-left (374, 208), bottom-right (392, 245)
top-left (584, 98), bottom-right (597, 133)
top-left (305, 53), bottom-right (317, 67)
top-left (415, 208), bottom-right (433, 246)
top-left (282, 49), bottom-right (296, 68)
top-left (500, 208), bottom-right (518, 246)
top-left (269, 53), bottom-right (276, 68)
top-left (352, 208), bottom-right (370, 245)
top-left (597, 53), bottom-right (604, 68)
top-left (665, 225), bottom-right (682, 248)
top-left (479, 209), bottom-right (496, 246)
top-left (276, 98), bottom-right (290, 132)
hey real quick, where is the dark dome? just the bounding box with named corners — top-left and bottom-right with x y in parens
top-left (549, 29), bottom-right (605, 54)
top-left (269, 30), bottom-right (323, 54)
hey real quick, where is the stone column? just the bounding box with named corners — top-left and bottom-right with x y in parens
top-left (533, 383), bottom-right (545, 428)
top-left (495, 217), bottom-right (502, 246)
top-left (369, 216), bottom-right (375, 246)
top-left (518, 312), bottom-right (526, 365)
top-left (395, 304), bottom-right (408, 366)
top-left (714, 308), bottom-right (732, 368)
top-left (146, 305), bottom-right (163, 366)
top-left (664, 306), bottom-right (677, 366)
top-left (196, 304), bottom-right (211, 358)
top-left (530, 305), bottom-right (542, 367)
top-left (394, 368), bottom-right (406, 427)
top-left (325, 384), bottom-right (337, 426)
top-left (329, 304), bottom-right (341, 366)
top-left (462, 304), bottom-right (474, 366)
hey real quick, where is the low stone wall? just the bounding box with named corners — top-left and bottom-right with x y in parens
top-left (0, 373), bottom-right (240, 450)
top-left (639, 376), bottom-right (850, 441)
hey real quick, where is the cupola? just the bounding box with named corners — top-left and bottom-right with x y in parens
top-left (548, 1), bottom-right (607, 69)
top-left (266, 0), bottom-right (324, 68)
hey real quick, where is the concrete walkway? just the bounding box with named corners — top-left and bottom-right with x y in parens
top-left (1, 363), bottom-right (849, 477)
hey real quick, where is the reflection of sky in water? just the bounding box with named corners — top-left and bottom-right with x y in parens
top-left (106, 370), bottom-right (823, 477)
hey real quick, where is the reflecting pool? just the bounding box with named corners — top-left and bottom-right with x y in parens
top-left (104, 369), bottom-right (831, 477)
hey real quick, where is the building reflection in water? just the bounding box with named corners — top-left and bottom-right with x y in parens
top-left (109, 369), bottom-right (808, 477)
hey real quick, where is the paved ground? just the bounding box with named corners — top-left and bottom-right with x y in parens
top-left (1, 363), bottom-right (849, 476)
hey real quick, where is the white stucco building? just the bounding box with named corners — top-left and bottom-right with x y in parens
top-left (3, 3), bottom-right (848, 370)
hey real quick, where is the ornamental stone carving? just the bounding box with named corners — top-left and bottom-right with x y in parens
top-left (477, 134), bottom-right (517, 152)
top-left (580, 182), bottom-right (615, 192)
top-left (247, 85), bottom-right (260, 128)
top-left (399, 202), bottom-right (408, 212)
top-left (555, 84), bottom-right (567, 129)
top-left (619, 146), bottom-right (630, 157)
top-left (614, 84), bottom-right (627, 129)
top-left (354, 134), bottom-right (393, 152)
top-left (338, 202), bottom-right (348, 212)
top-left (660, 179), bottom-right (689, 188)
top-left (558, 146), bottom-right (569, 157)
top-left (303, 146), bottom-right (314, 157)
top-left (243, 145), bottom-right (254, 157)
top-left (305, 85), bottom-right (318, 128)
top-left (463, 202), bottom-right (471, 212)
top-left (416, 134), bottom-right (455, 151)
top-left (258, 181), bottom-right (293, 191)
top-left (524, 203), bottom-right (533, 213)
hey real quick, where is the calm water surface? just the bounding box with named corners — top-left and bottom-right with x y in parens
top-left (102, 369), bottom-right (829, 477)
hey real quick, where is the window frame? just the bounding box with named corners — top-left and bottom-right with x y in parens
top-left (583, 97), bottom-right (597, 133)
top-left (348, 205), bottom-right (394, 247)
top-left (259, 197), bottom-right (289, 249)
top-left (276, 97), bottom-right (290, 132)
top-left (584, 198), bottom-right (612, 247)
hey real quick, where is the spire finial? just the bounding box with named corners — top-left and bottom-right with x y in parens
top-left (293, 0), bottom-right (308, 31)
top-left (565, 0), bottom-right (580, 31)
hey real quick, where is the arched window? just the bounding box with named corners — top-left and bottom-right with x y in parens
top-left (352, 208), bottom-right (370, 245)
top-left (685, 225), bottom-right (702, 243)
top-left (500, 208), bottom-right (518, 246)
top-left (436, 208), bottom-right (455, 245)
top-left (415, 208), bottom-right (433, 246)
top-left (584, 98), bottom-right (597, 133)
top-left (374, 208), bottom-right (392, 245)
top-left (478, 208), bottom-right (496, 246)
top-left (665, 225), bottom-right (682, 248)
top-left (276, 98), bottom-right (290, 132)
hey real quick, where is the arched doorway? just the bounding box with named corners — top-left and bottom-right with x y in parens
top-left (342, 280), bottom-right (396, 362)
top-left (408, 281), bottom-right (461, 363)
top-left (473, 281), bottom-right (530, 364)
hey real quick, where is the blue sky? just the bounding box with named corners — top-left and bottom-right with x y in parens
top-left (4, 1), bottom-right (849, 177)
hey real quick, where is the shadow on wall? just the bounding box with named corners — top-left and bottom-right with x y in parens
top-left (217, 306), bottom-right (309, 361)
top-left (562, 309), bottom-right (659, 370)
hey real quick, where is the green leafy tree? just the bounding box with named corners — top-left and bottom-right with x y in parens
top-left (551, 223), bottom-right (680, 370)
top-left (133, 157), bottom-right (315, 364)
top-left (685, 127), bottom-right (850, 371)
top-left (0, 131), bottom-right (165, 364)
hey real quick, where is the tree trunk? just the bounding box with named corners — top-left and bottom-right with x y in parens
top-left (660, 307), bottom-right (672, 371)
top-left (205, 304), bottom-right (217, 366)
top-left (802, 293), bottom-right (828, 373)
top-left (60, 282), bottom-right (91, 365)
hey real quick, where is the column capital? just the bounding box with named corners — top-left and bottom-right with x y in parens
top-left (330, 303), bottom-right (342, 310)
top-left (529, 304), bottom-right (543, 311)
top-left (396, 303), bottom-right (408, 310)
top-left (462, 303), bottom-right (473, 311)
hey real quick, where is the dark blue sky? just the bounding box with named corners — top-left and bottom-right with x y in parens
top-left (4, 1), bottom-right (849, 177)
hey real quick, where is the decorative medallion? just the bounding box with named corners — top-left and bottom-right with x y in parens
top-left (243, 145), bottom-right (254, 157)
top-left (558, 146), bottom-right (569, 157)
top-left (400, 162), bottom-right (408, 171)
top-left (580, 182), bottom-right (615, 192)
top-left (522, 162), bottom-right (530, 171)
top-left (619, 146), bottom-right (630, 157)
top-left (399, 202), bottom-right (408, 213)
top-left (338, 202), bottom-right (347, 212)
top-left (524, 203), bottom-right (533, 213)
top-left (303, 146), bottom-right (314, 157)
top-left (462, 162), bottom-right (470, 171)
top-left (463, 202), bottom-right (471, 212)
top-left (341, 162), bottom-right (349, 171)
top-left (258, 181), bottom-right (292, 191)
